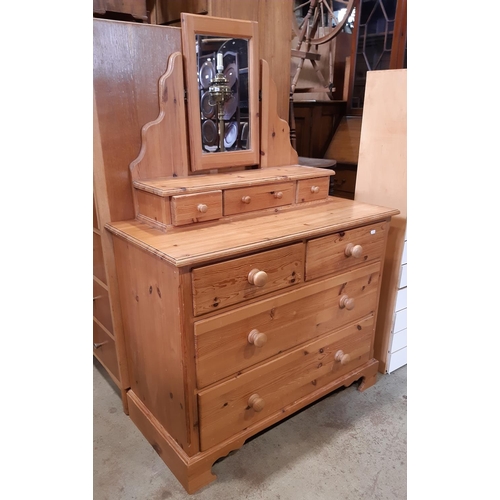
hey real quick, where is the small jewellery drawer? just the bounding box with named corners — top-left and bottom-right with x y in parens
top-left (223, 182), bottom-right (294, 216)
top-left (296, 177), bottom-right (330, 203)
top-left (93, 320), bottom-right (119, 381)
top-left (192, 243), bottom-right (304, 316)
top-left (194, 261), bottom-right (380, 388)
top-left (197, 315), bottom-right (374, 450)
top-left (170, 190), bottom-right (222, 226)
top-left (93, 279), bottom-right (113, 334)
top-left (306, 220), bottom-right (389, 281)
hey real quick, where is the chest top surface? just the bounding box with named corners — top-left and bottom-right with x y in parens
top-left (107, 197), bottom-right (399, 267)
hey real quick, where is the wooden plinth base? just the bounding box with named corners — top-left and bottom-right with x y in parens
top-left (127, 358), bottom-right (379, 494)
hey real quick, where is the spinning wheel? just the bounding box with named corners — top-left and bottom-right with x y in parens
top-left (291, 0), bottom-right (356, 99)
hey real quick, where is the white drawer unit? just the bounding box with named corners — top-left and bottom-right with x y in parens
top-left (387, 230), bottom-right (407, 374)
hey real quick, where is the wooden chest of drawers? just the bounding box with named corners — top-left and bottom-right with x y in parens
top-left (107, 197), bottom-right (397, 493)
top-left (98, 13), bottom-right (399, 493)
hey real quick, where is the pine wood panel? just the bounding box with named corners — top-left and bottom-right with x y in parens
top-left (93, 230), bottom-right (107, 284)
top-left (354, 69), bottom-right (407, 374)
top-left (171, 191), bottom-right (223, 226)
top-left (195, 262), bottom-right (380, 388)
top-left (129, 51), bottom-right (189, 188)
top-left (93, 19), bottom-right (182, 222)
top-left (305, 220), bottom-right (389, 281)
top-left (260, 59), bottom-right (298, 168)
top-left (107, 198), bottom-right (398, 267)
top-left (198, 315), bottom-right (374, 450)
top-left (112, 238), bottom-right (199, 455)
top-left (192, 243), bottom-right (304, 316)
top-left (94, 88), bottom-right (130, 410)
top-left (223, 182), bottom-right (295, 215)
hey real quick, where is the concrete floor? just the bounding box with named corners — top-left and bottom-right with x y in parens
top-left (94, 359), bottom-right (407, 500)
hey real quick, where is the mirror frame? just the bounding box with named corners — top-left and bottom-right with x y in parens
top-left (181, 13), bottom-right (260, 172)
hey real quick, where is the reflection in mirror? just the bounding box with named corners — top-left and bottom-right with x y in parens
top-left (196, 36), bottom-right (250, 154)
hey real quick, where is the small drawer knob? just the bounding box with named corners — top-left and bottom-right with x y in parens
top-left (197, 203), bottom-right (208, 213)
top-left (335, 350), bottom-right (351, 365)
top-left (339, 294), bottom-right (355, 310)
top-left (273, 191), bottom-right (283, 199)
top-left (248, 268), bottom-right (268, 287)
top-left (344, 243), bottom-right (363, 258)
top-left (93, 341), bottom-right (107, 349)
top-left (310, 185), bottom-right (320, 194)
top-left (248, 393), bottom-right (265, 412)
top-left (248, 329), bottom-right (268, 347)
top-left (241, 195), bottom-right (252, 204)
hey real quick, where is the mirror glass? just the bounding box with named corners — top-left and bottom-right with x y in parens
top-left (196, 35), bottom-right (250, 154)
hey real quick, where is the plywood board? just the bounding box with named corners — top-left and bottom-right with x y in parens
top-left (354, 69), bottom-right (407, 374)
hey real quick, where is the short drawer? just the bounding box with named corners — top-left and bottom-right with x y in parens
top-left (93, 320), bottom-right (119, 381)
top-left (296, 177), bottom-right (330, 203)
top-left (306, 220), bottom-right (389, 281)
top-left (171, 190), bottom-right (222, 226)
top-left (197, 315), bottom-right (374, 450)
top-left (195, 261), bottom-right (381, 388)
top-left (192, 243), bottom-right (304, 316)
top-left (223, 182), bottom-right (294, 216)
top-left (93, 279), bottom-right (113, 334)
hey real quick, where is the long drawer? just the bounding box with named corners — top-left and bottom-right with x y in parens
top-left (194, 261), bottom-right (381, 388)
top-left (197, 315), bottom-right (374, 450)
top-left (192, 243), bottom-right (304, 316)
top-left (305, 220), bottom-right (389, 281)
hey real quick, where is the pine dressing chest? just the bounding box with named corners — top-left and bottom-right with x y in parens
top-left (104, 13), bottom-right (399, 493)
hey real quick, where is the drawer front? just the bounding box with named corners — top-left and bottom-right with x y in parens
top-left (198, 315), bottom-right (374, 450)
top-left (192, 243), bottom-right (304, 316)
top-left (93, 231), bottom-right (107, 284)
top-left (223, 182), bottom-right (294, 216)
top-left (306, 220), bottom-right (388, 281)
top-left (93, 279), bottom-right (113, 334)
top-left (93, 320), bottom-right (119, 381)
top-left (296, 177), bottom-right (330, 203)
top-left (195, 261), bottom-right (380, 388)
top-left (171, 190), bottom-right (222, 226)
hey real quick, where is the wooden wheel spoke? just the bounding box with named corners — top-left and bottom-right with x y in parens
top-left (321, 0), bottom-right (336, 21)
top-left (294, 0), bottom-right (311, 12)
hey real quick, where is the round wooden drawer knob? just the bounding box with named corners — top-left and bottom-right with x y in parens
top-left (339, 294), bottom-right (355, 310)
top-left (248, 393), bottom-right (265, 412)
top-left (310, 185), bottom-right (320, 194)
top-left (335, 350), bottom-right (351, 365)
top-left (248, 329), bottom-right (267, 347)
top-left (241, 195), bottom-right (252, 204)
top-left (248, 268), bottom-right (268, 287)
top-left (344, 243), bottom-right (363, 258)
top-left (273, 191), bottom-right (283, 199)
top-left (197, 203), bottom-right (208, 213)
